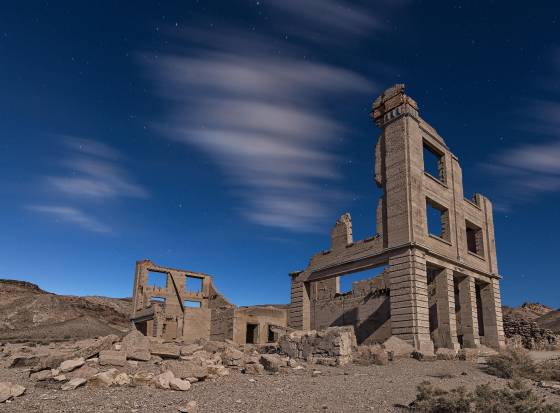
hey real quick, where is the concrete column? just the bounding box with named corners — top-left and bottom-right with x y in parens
top-left (433, 268), bottom-right (460, 350)
top-left (479, 278), bottom-right (506, 349)
top-left (456, 275), bottom-right (480, 347)
top-left (289, 277), bottom-right (311, 330)
top-left (388, 249), bottom-right (434, 354)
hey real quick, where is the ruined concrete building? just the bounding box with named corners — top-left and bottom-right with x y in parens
top-left (288, 84), bottom-right (505, 353)
top-left (131, 260), bottom-right (287, 345)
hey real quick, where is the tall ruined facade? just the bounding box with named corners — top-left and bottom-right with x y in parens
top-left (289, 85), bottom-right (505, 353)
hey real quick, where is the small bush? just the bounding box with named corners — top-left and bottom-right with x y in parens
top-left (412, 380), bottom-right (560, 413)
top-left (485, 348), bottom-right (537, 379)
top-left (537, 359), bottom-right (560, 382)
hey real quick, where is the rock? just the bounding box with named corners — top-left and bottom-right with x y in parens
top-left (0, 382), bottom-right (12, 403)
top-left (150, 343), bottom-right (180, 359)
top-left (99, 350), bottom-right (126, 366)
top-left (10, 384), bottom-right (25, 398)
top-left (180, 344), bottom-right (203, 356)
top-left (153, 370), bottom-right (175, 390)
top-left (122, 331), bottom-right (151, 361)
top-left (435, 348), bottom-right (457, 360)
top-left (287, 358), bottom-right (297, 368)
top-left (53, 374), bottom-right (67, 382)
top-left (30, 369), bottom-right (53, 381)
top-left (132, 372), bottom-right (154, 386)
top-left (243, 363), bottom-right (264, 375)
top-left (113, 373), bottom-right (131, 386)
top-left (164, 359), bottom-right (208, 380)
top-left (222, 347), bottom-right (244, 367)
top-left (457, 348), bottom-right (479, 362)
top-left (74, 335), bottom-right (119, 360)
top-left (90, 369), bottom-right (118, 387)
top-left (59, 357), bottom-right (85, 373)
top-left (354, 345), bottom-right (389, 366)
top-left (0, 382), bottom-right (26, 402)
top-left (312, 370), bottom-right (322, 377)
top-left (128, 360), bottom-right (138, 368)
top-left (6, 354), bottom-right (40, 368)
top-left (71, 365), bottom-right (99, 380)
top-left (61, 377), bottom-right (87, 391)
top-left (178, 400), bottom-right (198, 413)
top-left (207, 364), bottom-right (229, 377)
top-left (260, 354), bottom-right (285, 373)
top-left (169, 377), bottom-right (191, 391)
top-left (382, 336), bottom-right (414, 359)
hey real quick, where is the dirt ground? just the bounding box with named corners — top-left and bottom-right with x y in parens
top-left (2, 355), bottom-right (560, 413)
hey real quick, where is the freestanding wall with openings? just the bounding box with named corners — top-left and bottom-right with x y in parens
top-left (288, 84), bottom-right (505, 353)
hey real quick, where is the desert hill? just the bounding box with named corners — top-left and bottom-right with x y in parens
top-left (0, 279), bottom-right (131, 343)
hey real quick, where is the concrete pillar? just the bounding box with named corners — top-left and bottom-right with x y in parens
top-left (289, 277), bottom-right (311, 330)
top-left (456, 275), bottom-right (480, 347)
top-left (388, 249), bottom-right (434, 354)
top-left (479, 278), bottom-right (506, 349)
top-left (433, 268), bottom-right (460, 350)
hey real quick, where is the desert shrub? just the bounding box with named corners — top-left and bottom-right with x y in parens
top-left (413, 380), bottom-right (560, 413)
top-left (485, 348), bottom-right (537, 379)
top-left (536, 359), bottom-right (560, 382)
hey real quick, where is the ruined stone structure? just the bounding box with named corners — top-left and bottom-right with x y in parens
top-left (289, 85), bottom-right (505, 353)
top-left (131, 260), bottom-right (287, 345)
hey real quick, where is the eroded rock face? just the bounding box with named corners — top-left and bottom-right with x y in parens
top-left (278, 327), bottom-right (357, 366)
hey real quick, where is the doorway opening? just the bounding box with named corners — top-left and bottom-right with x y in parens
top-left (246, 323), bottom-right (259, 344)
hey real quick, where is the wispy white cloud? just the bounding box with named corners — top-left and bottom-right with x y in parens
top-left (26, 205), bottom-right (112, 234)
top-left (265, 0), bottom-right (393, 42)
top-left (149, 32), bottom-right (375, 231)
top-left (45, 137), bottom-right (148, 200)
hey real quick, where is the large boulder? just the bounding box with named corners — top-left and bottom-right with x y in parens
top-left (382, 336), bottom-right (414, 359)
top-left (99, 350), bottom-right (126, 367)
top-left (163, 359), bottom-right (208, 380)
top-left (150, 343), bottom-right (180, 359)
top-left (259, 354), bottom-right (285, 373)
top-left (222, 347), bottom-right (244, 367)
top-left (122, 331), bottom-right (151, 361)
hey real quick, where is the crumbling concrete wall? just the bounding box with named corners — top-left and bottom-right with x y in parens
top-left (289, 84), bottom-right (505, 353)
top-left (131, 260), bottom-right (287, 345)
top-left (310, 273), bottom-right (391, 344)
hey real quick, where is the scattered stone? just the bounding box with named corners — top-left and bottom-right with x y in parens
top-left (354, 345), bottom-right (388, 366)
top-left (53, 374), bottom-right (67, 382)
top-left (150, 343), bottom-right (180, 359)
top-left (6, 354), bottom-right (40, 368)
top-left (178, 400), bottom-right (198, 413)
top-left (260, 354), bottom-right (284, 373)
top-left (61, 377), bottom-right (87, 391)
top-left (153, 370), bottom-right (175, 390)
top-left (180, 344), bottom-right (203, 356)
top-left (132, 372), bottom-right (155, 386)
top-left (90, 369), bottom-right (119, 387)
top-left (164, 359), bottom-right (208, 380)
top-left (59, 357), bottom-right (85, 373)
top-left (312, 370), bottom-right (322, 377)
top-left (10, 384), bottom-right (26, 398)
top-left (382, 336), bottom-right (414, 359)
top-left (169, 377), bottom-right (191, 391)
top-left (99, 350), bottom-right (126, 366)
top-left (222, 347), bottom-right (244, 367)
top-left (30, 369), bottom-right (53, 381)
top-left (71, 365), bottom-right (99, 380)
top-left (74, 335), bottom-right (119, 360)
top-left (114, 373), bottom-right (131, 386)
top-left (122, 331), bottom-right (151, 361)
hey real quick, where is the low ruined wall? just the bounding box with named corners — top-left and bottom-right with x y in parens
top-left (310, 275), bottom-right (391, 344)
top-left (209, 307), bottom-right (235, 342)
top-left (503, 315), bottom-right (558, 350)
top-left (278, 326), bottom-right (357, 366)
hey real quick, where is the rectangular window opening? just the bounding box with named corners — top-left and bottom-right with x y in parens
top-left (465, 220), bottom-right (484, 256)
top-left (183, 300), bottom-right (202, 308)
top-left (147, 271), bottom-right (167, 289)
top-left (185, 276), bottom-right (203, 293)
top-left (426, 198), bottom-right (450, 241)
top-left (267, 326), bottom-right (276, 343)
top-left (338, 266), bottom-right (388, 295)
top-left (423, 140), bottom-right (445, 182)
top-left (150, 296), bottom-right (166, 305)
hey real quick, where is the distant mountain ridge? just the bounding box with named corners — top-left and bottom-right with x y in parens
top-left (0, 279), bottom-right (132, 343)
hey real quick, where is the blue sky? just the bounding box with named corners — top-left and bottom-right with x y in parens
top-left (0, 1), bottom-right (558, 308)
